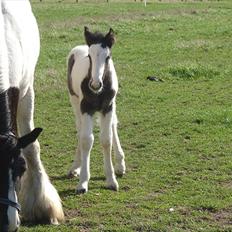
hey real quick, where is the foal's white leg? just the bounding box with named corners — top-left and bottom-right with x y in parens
top-left (112, 111), bottom-right (126, 176)
top-left (17, 86), bottom-right (64, 224)
top-left (77, 113), bottom-right (94, 194)
top-left (68, 96), bottom-right (81, 177)
top-left (100, 112), bottom-right (119, 191)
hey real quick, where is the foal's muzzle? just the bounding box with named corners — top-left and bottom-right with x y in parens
top-left (89, 80), bottom-right (103, 93)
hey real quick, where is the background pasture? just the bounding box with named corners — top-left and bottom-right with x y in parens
top-left (22, 0), bottom-right (232, 231)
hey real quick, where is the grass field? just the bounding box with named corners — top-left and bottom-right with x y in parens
top-left (21, 0), bottom-right (232, 231)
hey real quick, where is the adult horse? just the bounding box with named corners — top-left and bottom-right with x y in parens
top-left (0, 1), bottom-right (64, 231)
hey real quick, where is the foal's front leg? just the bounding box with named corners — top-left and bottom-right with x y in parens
top-left (77, 113), bottom-right (94, 194)
top-left (100, 112), bottom-right (119, 191)
top-left (68, 96), bottom-right (81, 178)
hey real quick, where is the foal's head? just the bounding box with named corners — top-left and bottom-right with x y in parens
top-left (84, 27), bottom-right (116, 94)
top-left (0, 128), bottom-right (42, 232)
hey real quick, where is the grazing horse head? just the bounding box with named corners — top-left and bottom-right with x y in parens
top-left (0, 90), bottom-right (42, 232)
top-left (84, 27), bottom-right (116, 94)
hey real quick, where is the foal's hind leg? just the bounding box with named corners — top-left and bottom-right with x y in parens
top-left (112, 109), bottom-right (126, 176)
top-left (68, 96), bottom-right (82, 177)
top-left (17, 86), bottom-right (64, 224)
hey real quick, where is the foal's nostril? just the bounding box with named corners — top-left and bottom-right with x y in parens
top-left (98, 82), bottom-right (103, 89)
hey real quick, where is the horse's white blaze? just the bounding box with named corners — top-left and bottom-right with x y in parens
top-left (7, 170), bottom-right (20, 232)
top-left (89, 44), bottom-right (110, 92)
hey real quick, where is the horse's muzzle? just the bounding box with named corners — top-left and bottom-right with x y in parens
top-left (89, 80), bottom-right (103, 93)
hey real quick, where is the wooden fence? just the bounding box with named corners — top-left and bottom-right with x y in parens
top-left (38, 0), bottom-right (147, 5)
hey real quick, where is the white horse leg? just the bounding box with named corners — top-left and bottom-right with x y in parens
top-left (100, 111), bottom-right (118, 191)
top-left (112, 111), bottom-right (126, 176)
top-left (68, 96), bottom-right (81, 177)
top-left (76, 113), bottom-right (94, 194)
top-left (17, 86), bottom-right (64, 224)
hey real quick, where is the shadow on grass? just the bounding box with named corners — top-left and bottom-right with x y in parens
top-left (91, 176), bottom-right (105, 181)
top-left (50, 175), bottom-right (108, 181)
top-left (21, 220), bottom-right (54, 228)
top-left (50, 174), bottom-right (69, 181)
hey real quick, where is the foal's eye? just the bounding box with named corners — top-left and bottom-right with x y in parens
top-left (105, 56), bottom-right (110, 63)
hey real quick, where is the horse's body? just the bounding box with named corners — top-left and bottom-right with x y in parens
top-left (67, 27), bottom-right (126, 194)
top-left (0, 1), bottom-right (64, 231)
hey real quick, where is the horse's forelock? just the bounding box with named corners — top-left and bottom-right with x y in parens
top-left (0, 133), bottom-right (18, 154)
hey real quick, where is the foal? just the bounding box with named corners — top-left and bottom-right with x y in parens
top-left (67, 27), bottom-right (126, 194)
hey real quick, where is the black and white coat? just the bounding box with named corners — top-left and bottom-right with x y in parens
top-left (67, 27), bottom-right (126, 194)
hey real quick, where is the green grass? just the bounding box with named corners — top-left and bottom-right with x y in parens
top-left (21, 0), bottom-right (232, 231)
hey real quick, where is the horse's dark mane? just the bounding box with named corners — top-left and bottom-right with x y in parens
top-left (0, 90), bottom-right (11, 134)
top-left (0, 88), bottom-right (19, 134)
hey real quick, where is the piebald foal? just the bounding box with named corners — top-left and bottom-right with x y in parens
top-left (67, 27), bottom-right (126, 194)
top-left (0, 1), bottom-right (64, 231)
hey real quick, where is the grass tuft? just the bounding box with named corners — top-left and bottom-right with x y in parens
top-left (168, 64), bottom-right (220, 79)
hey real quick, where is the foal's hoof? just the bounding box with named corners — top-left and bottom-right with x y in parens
top-left (50, 218), bottom-right (59, 225)
top-left (106, 181), bottom-right (119, 191)
top-left (67, 168), bottom-right (80, 178)
top-left (67, 172), bottom-right (76, 179)
top-left (106, 185), bottom-right (118, 191)
top-left (115, 170), bottom-right (125, 178)
top-left (115, 163), bottom-right (126, 177)
top-left (76, 188), bottom-right (87, 195)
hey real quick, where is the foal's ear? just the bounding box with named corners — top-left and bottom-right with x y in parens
top-left (84, 26), bottom-right (95, 47)
top-left (105, 28), bottom-right (116, 48)
top-left (18, 128), bottom-right (43, 149)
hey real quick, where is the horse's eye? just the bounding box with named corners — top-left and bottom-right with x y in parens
top-left (12, 156), bottom-right (27, 181)
top-left (105, 56), bottom-right (110, 63)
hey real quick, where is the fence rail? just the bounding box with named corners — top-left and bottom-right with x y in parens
top-left (37, 0), bottom-right (147, 5)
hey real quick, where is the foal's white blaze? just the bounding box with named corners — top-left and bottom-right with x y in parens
top-left (7, 170), bottom-right (20, 232)
top-left (89, 44), bottom-right (110, 93)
